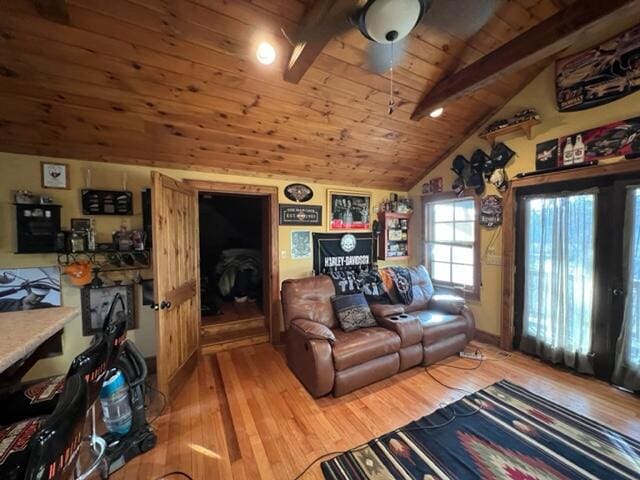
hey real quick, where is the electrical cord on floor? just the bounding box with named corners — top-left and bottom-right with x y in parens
top-left (292, 348), bottom-right (497, 480)
top-left (152, 472), bottom-right (194, 480)
top-left (145, 380), bottom-right (168, 426)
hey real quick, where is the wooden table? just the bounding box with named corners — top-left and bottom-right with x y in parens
top-left (0, 307), bottom-right (78, 384)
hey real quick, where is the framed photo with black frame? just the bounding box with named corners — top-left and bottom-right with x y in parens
top-left (81, 284), bottom-right (135, 336)
top-left (327, 190), bottom-right (371, 232)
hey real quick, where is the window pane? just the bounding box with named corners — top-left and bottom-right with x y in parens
top-left (452, 264), bottom-right (474, 286)
top-left (455, 200), bottom-right (475, 221)
top-left (431, 244), bottom-right (451, 262)
top-left (433, 222), bottom-right (454, 242)
top-left (433, 203), bottom-right (454, 222)
top-left (432, 262), bottom-right (451, 283)
top-left (452, 246), bottom-right (474, 265)
top-left (454, 221), bottom-right (474, 242)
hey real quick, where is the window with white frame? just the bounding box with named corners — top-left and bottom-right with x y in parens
top-left (424, 196), bottom-right (479, 296)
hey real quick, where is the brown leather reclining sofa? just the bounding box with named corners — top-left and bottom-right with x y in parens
top-left (281, 265), bottom-right (475, 397)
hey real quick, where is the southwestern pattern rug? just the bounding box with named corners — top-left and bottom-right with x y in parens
top-left (321, 380), bottom-right (640, 479)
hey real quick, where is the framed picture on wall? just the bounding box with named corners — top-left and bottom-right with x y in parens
top-left (41, 161), bottom-right (70, 189)
top-left (81, 284), bottom-right (135, 336)
top-left (291, 231), bottom-right (312, 259)
top-left (327, 190), bottom-right (371, 231)
top-left (0, 266), bottom-right (61, 311)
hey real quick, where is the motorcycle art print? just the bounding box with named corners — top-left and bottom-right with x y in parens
top-left (556, 23), bottom-right (640, 112)
top-left (0, 266), bottom-right (61, 312)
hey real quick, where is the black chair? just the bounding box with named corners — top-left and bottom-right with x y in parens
top-left (0, 334), bottom-right (110, 426)
top-left (0, 373), bottom-right (87, 480)
top-left (0, 293), bottom-right (129, 426)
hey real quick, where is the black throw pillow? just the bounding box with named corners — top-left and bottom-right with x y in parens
top-left (331, 293), bottom-right (377, 332)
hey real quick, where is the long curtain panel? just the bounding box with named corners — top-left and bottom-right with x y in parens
top-left (520, 191), bottom-right (596, 373)
top-left (613, 187), bottom-right (640, 390)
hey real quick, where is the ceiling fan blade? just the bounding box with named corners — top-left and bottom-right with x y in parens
top-left (422, 0), bottom-right (500, 39)
top-left (366, 38), bottom-right (407, 74)
top-left (288, 3), bottom-right (362, 45)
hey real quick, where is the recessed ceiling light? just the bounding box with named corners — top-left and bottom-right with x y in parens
top-left (430, 107), bottom-right (444, 118)
top-left (256, 42), bottom-right (276, 65)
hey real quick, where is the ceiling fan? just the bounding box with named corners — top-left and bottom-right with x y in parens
top-left (288, 0), bottom-right (499, 112)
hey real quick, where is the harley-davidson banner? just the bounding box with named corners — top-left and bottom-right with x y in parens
top-left (556, 23), bottom-right (640, 112)
top-left (312, 233), bottom-right (373, 275)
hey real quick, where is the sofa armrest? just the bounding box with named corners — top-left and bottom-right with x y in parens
top-left (428, 294), bottom-right (466, 315)
top-left (290, 318), bottom-right (336, 344)
top-left (377, 314), bottom-right (423, 347)
top-left (285, 323), bottom-right (335, 397)
top-left (369, 303), bottom-right (405, 320)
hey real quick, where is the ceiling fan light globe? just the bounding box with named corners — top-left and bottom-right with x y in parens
top-left (360, 0), bottom-right (428, 44)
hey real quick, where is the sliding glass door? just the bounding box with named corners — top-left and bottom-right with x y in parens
top-left (520, 191), bottom-right (596, 373)
top-left (613, 186), bottom-right (640, 390)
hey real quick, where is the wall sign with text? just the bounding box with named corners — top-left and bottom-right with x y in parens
top-left (279, 205), bottom-right (322, 226)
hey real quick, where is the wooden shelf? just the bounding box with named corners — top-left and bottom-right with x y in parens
top-left (377, 211), bottom-right (412, 261)
top-left (479, 118), bottom-right (541, 146)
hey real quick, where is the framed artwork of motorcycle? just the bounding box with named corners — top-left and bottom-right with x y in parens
top-left (327, 190), bottom-right (371, 231)
top-left (556, 23), bottom-right (640, 112)
top-left (0, 266), bottom-right (61, 312)
top-left (81, 284), bottom-right (135, 336)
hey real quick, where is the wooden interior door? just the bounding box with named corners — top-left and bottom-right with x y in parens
top-left (151, 171), bottom-right (200, 400)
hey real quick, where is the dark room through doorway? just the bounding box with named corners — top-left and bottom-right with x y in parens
top-left (198, 192), bottom-right (267, 330)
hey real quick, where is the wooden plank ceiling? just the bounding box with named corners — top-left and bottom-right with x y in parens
top-left (0, 0), bottom-right (572, 190)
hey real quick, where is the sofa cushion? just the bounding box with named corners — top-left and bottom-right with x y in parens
top-left (332, 327), bottom-right (401, 371)
top-left (405, 265), bottom-right (435, 312)
top-left (415, 310), bottom-right (469, 345)
top-left (282, 275), bottom-right (338, 329)
top-left (331, 293), bottom-right (377, 332)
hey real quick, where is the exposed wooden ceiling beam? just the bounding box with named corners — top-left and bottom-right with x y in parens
top-left (32, 0), bottom-right (69, 24)
top-left (283, 0), bottom-right (360, 84)
top-left (411, 0), bottom-right (640, 120)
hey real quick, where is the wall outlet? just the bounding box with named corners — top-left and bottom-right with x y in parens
top-left (484, 254), bottom-right (503, 266)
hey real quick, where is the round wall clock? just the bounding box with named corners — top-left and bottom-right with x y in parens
top-left (340, 234), bottom-right (357, 253)
top-left (284, 183), bottom-right (313, 203)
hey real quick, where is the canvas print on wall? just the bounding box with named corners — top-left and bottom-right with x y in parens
top-left (81, 284), bottom-right (135, 335)
top-left (327, 190), bottom-right (371, 231)
top-left (0, 266), bottom-right (61, 312)
top-left (291, 231), bottom-right (312, 259)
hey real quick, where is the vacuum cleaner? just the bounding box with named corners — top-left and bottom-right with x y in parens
top-left (101, 338), bottom-right (158, 475)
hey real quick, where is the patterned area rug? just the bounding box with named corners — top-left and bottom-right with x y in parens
top-left (321, 380), bottom-right (640, 479)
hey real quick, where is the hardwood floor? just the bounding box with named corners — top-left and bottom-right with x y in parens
top-left (113, 342), bottom-right (640, 480)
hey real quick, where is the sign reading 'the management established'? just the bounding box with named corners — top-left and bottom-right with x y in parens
top-left (279, 205), bottom-right (322, 226)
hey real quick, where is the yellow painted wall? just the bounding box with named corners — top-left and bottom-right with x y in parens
top-left (0, 152), bottom-right (408, 379)
top-left (410, 65), bottom-right (640, 336)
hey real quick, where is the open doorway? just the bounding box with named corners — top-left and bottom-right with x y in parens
top-left (187, 180), bottom-right (279, 354)
top-left (199, 192), bottom-right (266, 324)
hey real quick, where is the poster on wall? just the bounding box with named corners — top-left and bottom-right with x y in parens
top-left (0, 267), bottom-right (61, 312)
top-left (535, 115), bottom-right (640, 170)
top-left (556, 24), bottom-right (640, 112)
top-left (327, 190), bottom-right (371, 231)
top-left (291, 231), bottom-right (312, 259)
